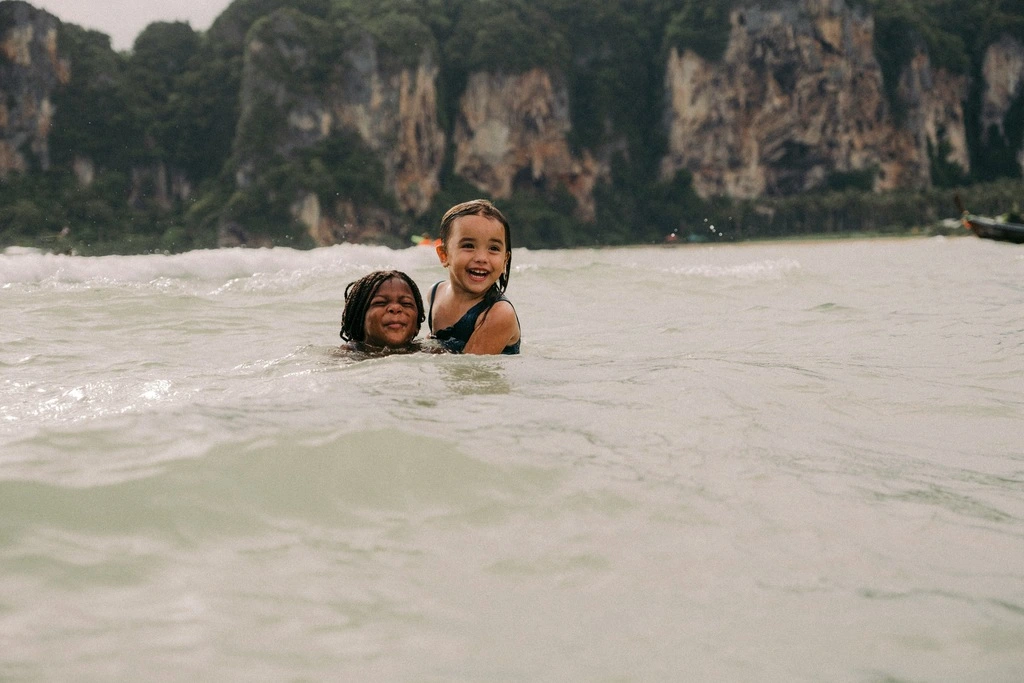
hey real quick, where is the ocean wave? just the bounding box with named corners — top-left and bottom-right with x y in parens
top-left (0, 428), bottom-right (558, 529)
top-left (0, 244), bottom-right (440, 287)
top-left (0, 242), bottom-right (806, 290)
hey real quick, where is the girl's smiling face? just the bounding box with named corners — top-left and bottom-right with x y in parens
top-left (362, 277), bottom-right (420, 348)
top-left (437, 214), bottom-right (509, 296)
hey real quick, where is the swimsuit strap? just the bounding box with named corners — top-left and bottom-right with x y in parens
top-left (428, 281), bottom-right (442, 333)
top-left (428, 283), bottom-right (520, 354)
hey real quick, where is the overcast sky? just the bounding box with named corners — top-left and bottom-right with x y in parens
top-left (31, 0), bottom-right (235, 51)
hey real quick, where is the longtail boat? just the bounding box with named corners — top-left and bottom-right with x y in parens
top-left (954, 195), bottom-right (1024, 244)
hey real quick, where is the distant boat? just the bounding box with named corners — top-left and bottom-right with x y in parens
top-left (410, 234), bottom-right (442, 247)
top-left (954, 195), bottom-right (1024, 244)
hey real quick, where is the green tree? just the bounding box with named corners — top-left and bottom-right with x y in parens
top-left (206, 0), bottom-right (331, 55)
top-left (662, 0), bottom-right (732, 62)
top-left (124, 22), bottom-right (201, 164)
top-left (869, 0), bottom-right (969, 121)
top-left (50, 24), bottom-right (141, 170)
top-left (329, 0), bottom-right (444, 70)
top-left (162, 49), bottom-right (242, 183)
top-left (547, 0), bottom-right (663, 155)
top-left (444, 0), bottom-right (569, 74)
top-left (222, 131), bottom-right (394, 245)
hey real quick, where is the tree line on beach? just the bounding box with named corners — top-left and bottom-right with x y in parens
top-left (1, 0), bottom-right (1023, 254)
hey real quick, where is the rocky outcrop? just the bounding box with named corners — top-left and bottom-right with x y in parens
top-left (453, 69), bottom-right (606, 221)
top-left (896, 51), bottom-right (970, 185)
top-left (980, 34), bottom-right (1024, 171)
top-left (330, 36), bottom-right (445, 217)
top-left (233, 10), bottom-right (333, 185)
top-left (0, 1), bottom-right (68, 176)
top-left (233, 11), bottom-right (444, 219)
top-left (660, 0), bottom-right (968, 198)
top-left (297, 193), bottom-right (403, 245)
top-left (231, 10), bottom-right (445, 244)
top-left (5, 0), bottom-right (1022, 251)
top-left (981, 35), bottom-right (1024, 137)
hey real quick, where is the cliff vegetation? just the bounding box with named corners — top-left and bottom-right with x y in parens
top-left (1, 0), bottom-right (1023, 254)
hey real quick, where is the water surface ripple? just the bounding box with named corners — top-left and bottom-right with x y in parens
top-left (1, 238), bottom-right (1022, 680)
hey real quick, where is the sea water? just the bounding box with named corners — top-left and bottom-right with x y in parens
top-left (0, 237), bottom-right (1022, 681)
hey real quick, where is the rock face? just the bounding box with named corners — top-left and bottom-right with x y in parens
top-left (660, 0), bottom-right (969, 198)
top-left (233, 14), bottom-right (607, 240)
top-left (980, 34), bottom-right (1024, 171)
top-left (332, 37), bottom-right (445, 218)
top-left (894, 50), bottom-right (970, 186)
top-left (453, 69), bottom-right (606, 221)
top-left (233, 10), bottom-right (444, 245)
top-left (0, 1), bottom-right (68, 176)
top-left (2, 0), bottom-right (1021, 247)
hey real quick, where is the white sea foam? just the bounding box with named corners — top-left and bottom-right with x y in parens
top-left (0, 243), bottom-right (440, 286)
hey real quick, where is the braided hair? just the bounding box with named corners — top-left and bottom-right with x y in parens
top-left (439, 199), bottom-right (512, 305)
top-left (340, 270), bottom-right (425, 343)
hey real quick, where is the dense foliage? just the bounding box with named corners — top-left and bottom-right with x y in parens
top-left (2, 0), bottom-right (1024, 253)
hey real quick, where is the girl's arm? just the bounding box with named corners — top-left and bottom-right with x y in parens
top-left (463, 300), bottom-right (520, 355)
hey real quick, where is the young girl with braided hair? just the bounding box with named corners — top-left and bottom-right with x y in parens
top-left (428, 199), bottom-right (520, 355)
top-left (340, 270), bottom-right (425, 355)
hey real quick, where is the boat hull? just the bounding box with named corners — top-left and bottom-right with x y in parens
top-left (964, 216), bottom-right (1024, 244)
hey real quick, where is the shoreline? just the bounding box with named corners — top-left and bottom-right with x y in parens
top-left (0, 225), bottom-right (981, 259)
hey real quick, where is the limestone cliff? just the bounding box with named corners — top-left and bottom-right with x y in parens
top-left (232, 10), bottom-right (444, 244)
top-left (980, 34), bottom-right (1024, 172)
top-left (0, 1), bottom-right (68, 176)
top-left (331, 37), bottom-right (445, 218)
top-left (660, 0), bottom-right (968, 198)
top-left (5, 0), bottom-right (1024, 251)
top-left (453, 69), bottom-right (605, 221)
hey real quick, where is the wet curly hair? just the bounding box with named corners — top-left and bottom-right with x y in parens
top-left (339, 270), bottom-right (425, 343)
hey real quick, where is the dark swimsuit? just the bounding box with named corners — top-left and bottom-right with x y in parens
top-left (428, 282), bottom-right (521, 354)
